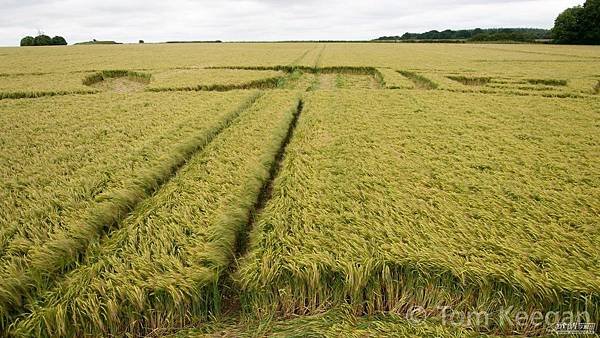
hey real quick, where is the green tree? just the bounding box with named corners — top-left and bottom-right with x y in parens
top-left (552, 0), bottom-right (600, 44)
top-left (552, 6), bottom-right (584, 43)
top-left (33, 34), bottom-right (52, 46)
top-left (51, 36), bottom-right (68, 45)
top-left (581, 0), bottom-right (600, 43)
top-left (20, 36), bottom-right (35, 46)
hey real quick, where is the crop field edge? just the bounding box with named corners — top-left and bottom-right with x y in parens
top-left (146, 76), bottom-right (287, 93)
top-left (82, 70), bottom-right (152, 86)
top-left (397, 70), bottom-right (439, 89)
top-left (0, 89), bottom-right (98, 100)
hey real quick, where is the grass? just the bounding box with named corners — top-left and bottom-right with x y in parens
top-left (147, 67), bottom-right (384, 92)
top-left (82, 70), bottom-right (152, 86)
top-left (0, 91), bottom-right (255, 329)
top-left (334, 74), bottom-right (381, 89)
top-left (0, 89), bottom-right (97, 100)
top-left (147, 69), bottom-right (286, 91)
top-left (0, 73), bottom-right (99, 98)
top-left (398, 70), bottom-right (439, 89)
top-left (10, 92), bottom-right (301, 336)
top-left (0, 43), bottom-right (599, 336)
top-left (208, 65), bottom-right (385, 87)
top-left (146, 76), bottom-right (286, 92)
top-left (335, 73), bottom-right (345, 88)
top-left (447, 75), bottom-right (492, 86)
top-left (0, 72), bottom-right (52, 77)
top-left (377, 68), bottom-right (414, 89)
top-left (443, 87), bottom-right (586, 99)
top-left (168, 306), bottom-right (488, 337)
top-left (237, 90), bottom-right (600, 336)
top-left (526, 78), bottom-right (568, 86)
top-left (594, 80), bottom-right (600, 94)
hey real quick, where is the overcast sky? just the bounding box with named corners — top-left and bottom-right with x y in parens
top-left (0, 0), bottom-right (584, 46)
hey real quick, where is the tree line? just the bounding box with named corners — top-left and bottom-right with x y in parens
top-left (20, 34), bottom-right (67, 46)
top-left (375, 0), bottom-right (598, 44)
top-left (375, 28), bottom-right (550, 42)
top-left (552, 0), bottom-right (599, 44)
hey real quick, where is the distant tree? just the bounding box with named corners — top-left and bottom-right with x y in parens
top-left (552, 6), bottom-right (585, 43)
top-left (20, 36), bottom-right (35, 46)
top-left (581, 0), bottom-right (600, 42)
top-left (20, 34), bottom-right (67, 46)
top-left (51, 36), bottom-right (67, 45)
top-left (552, 0), bottom-right (600, 44)
top-left (377, 28), bottom-right (549, 42)
top-left (33, 34), bottom-right (52, 46)
top-left (139, 40), bottom-right (145, 43)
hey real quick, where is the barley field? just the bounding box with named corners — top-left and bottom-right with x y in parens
top-left (0, 43), bottom-right (598, 337)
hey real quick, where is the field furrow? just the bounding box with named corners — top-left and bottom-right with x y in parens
top-left (1, 42), bottom-right (599, 336)
top-left (10, 91), bottom-right (301, 337)
top-left (0, 91), bottom-right (257, 327)
top-left (146, 69), bottom-right (286, 92)
top-left (237, 90), bottom-right (600, 335)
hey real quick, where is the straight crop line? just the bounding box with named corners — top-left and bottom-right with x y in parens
top-left (6, 92), bottom-right (303, 337)
top-left (467, 45), bottom-right (600, 60)
top-left (314, 45), bottom-right (326, 67)
top-left (215, 99), bottom-right (304, 318)
top-left (525, 78), bottom-right (568, 86)
top-left (291, 49), bottom-right (311, 66)
top-left (440, 87), bottom-right (587, 99)
top-left (206, 65), bottom-right (385, 89)
top-left (0, 92), bottom-right (264, 329)
top-left (0, 89), bottom-right (98, 100)
top-left (386, 81), bottom-right (590, 99)
top-left (237, 99), bottom-right (303, 258)
top-left (0, 72), bottom-right (54, 77)
top-left (82, 70), bottom-right (152, 86)
top-left (145, 76), bottom-right (286, 92)
top-left (447, 75), bottom-right (492, 86)
top-left (208, 65), bottom-right (380, 76)
top-left (397, 71), bottom-right (438, 90)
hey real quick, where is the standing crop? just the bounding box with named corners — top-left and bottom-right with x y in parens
top-left (237, 90), bottom-right (600, 335)
top-left (11, 92), bottom-right (301, 336)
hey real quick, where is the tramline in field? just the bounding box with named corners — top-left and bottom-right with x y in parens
top-left (0, 42), bottom-right (598, 336)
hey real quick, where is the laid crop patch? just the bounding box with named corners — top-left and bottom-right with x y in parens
top-left (398, 71), bottom-right (438, 89)
top-left (9, 91), bottom-right (301, 337)
top-left (81, 70), bottom-right (152, 93)
top-left (335, 74), bottom-right (381, 89)
top-left (82, 70), bottom-right (152, 86)
top-left (147, 68), bottom-right (286, 92)
top-left (377, 68), bottom-right (414, 89)
top-left (0, 72), bottom-right (97, 98)
top-left (526, 78), bottom-right (568, 86)
top-left (447, 75), bottom-right (492, 86)
top-left (1, 42), bottom-right (599, 337)
top-left (0, 91), bottom-right (253, 327)
top-left (238, 90), bottom-right (600, 335)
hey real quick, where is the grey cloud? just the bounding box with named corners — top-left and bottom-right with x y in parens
top-left (0, 0), bottom-right (584, 45)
